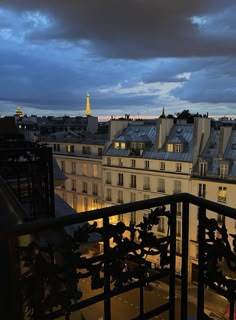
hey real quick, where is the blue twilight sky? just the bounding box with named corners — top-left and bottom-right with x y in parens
top-left (0, 1), bottom-right (236, 118)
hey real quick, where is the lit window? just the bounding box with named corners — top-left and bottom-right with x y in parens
top-left (66, 145), bottom-right (74, 153)
top-left (167, 144), bottom-right (174, 152)
top-left (114, 142), bottom-right (120, 149)
top-left (176, 163), bottom-right (182, 172)
top-left (92, 199), bottom-right (98, 210)
top-left (157, 178), bottom-right (165, 193)
top-left (72, 195), bottom-right (77, 211)
top-left (160, 162), bottom-right (165, 171)
top-left (218, 186), bottom-right (227, 203)
top-left (121, 142), bottom-right (126, 149)
top-left (198, 184), bottom-right (206, 198)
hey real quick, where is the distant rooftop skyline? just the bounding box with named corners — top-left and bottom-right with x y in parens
top-left (0, 1), bottom-right (236, 117)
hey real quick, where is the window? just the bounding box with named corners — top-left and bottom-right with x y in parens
top-left (118, 158), bottom-right (123, 167)
top-left (144, 194), bottom-right (149, 200)
top-left (92, 183), bottom-right (98, 196)
top-left (106, 172), bottom-right (111, 184)
top-left (130, 175), bottom-right (136, 188)
top-left (54, 144), bottom-right (60, 152)
top-left (93, 164), bottom-right (98, 177)
top-left (218, 186), bottom-right (227, 203)
top-left (71, 162), bottom-right (76, 174)
top-left (71, 179), bottom-right (76, 191)
top-left (82, 163), bottom-right (88, 175)
top-left (131, 159), bottom-right (136, 168)
top-left (61, 161), bottom-right (65, 173)
top-left (130, 192), bottom-right (136, 202)
top-left (175, 144), bottom-right (182, 152)
top-left (157, 178), bottom-right (165, 193)
top-left (198, 184), bottom-right (206, 198)
top-left (131, 212), bottom-right (136, 225)
top-left (176, 163), bottom-right (182, 172)
top-left (145, 160), bottom-right (150, 169)
top-left (160, 162), bottom-right (165, 171)
top-left (167, 144), bottom-right (174, 152)
top-left (118, 173), bottom-right (124, 186)
top-left (114, 142), bottom-right (120, 149)
top-left (143, 176), bottom-right (150, 190)
top-left (176, 220), bottom-right (182, 237)
top-left (219, 164), bottom-right (228, 178)
top-left (158, 217), bottom-right (165, 233)
top-left (92, 199), bottom-right (98, 210)
top-left (173, 180), bottom-right (181, 193)
top-left (121, 142), bottom-right (126, 149)
top-left (82, 182), bottom-right (87, 193)
top-left (217, 214), bottom-right (225, 224)
top-left (106, 189), bottom-right (112, 201)
top-left (72, 195), bottom-right (77, 211)
top-left (118, 190), bottom-right (123, 203)
top-left (98, 147), bottom-right (103, 156)
top-left (84, 197), bottom-right (88, 211)
top-left (107, 157), bottom-right (111, 165)
top-left (176, 240), bottom-right (182, 254)
top-left (177, 203), bottom-right (182, 217)
top-left (200, 162), bottom-right (206, 176)
top-left (66, 144), bottom-right (74, 153)
top-left (82, 146), bottom-right (91, 154)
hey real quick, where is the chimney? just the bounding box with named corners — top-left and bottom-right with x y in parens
top-left (108, 118), bottom-right (130, 142)
top-left (192, 117), bottom-right (211, 165)
top-left (156, 118), bottom-right (174, 150)
top-left (218, 126), bottom-right (232, 158)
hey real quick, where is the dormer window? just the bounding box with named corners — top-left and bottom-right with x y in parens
top-left (167, 144), bottom-right (174, 152)
top-left (167, 143), bottom-right (183, 152)
top-left (66, 144), bottom-right (74, 153)
top-left (199, 162), bottom-right (207, 176)
top-left (175, 144), bottom-right (182, 152)
top-left (114, 142), bottom-right (126, 149)
top-left (219, 164), bottom-right (228, 178)
top-left (114, 142), bottom-right (119, 149)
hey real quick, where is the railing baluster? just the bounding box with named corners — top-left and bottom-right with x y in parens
top-left (103, 216), bottom-right (111, 320)
top-left (169, 202), bottom-right (177, 320)
top-left (197, 206), bottom-right (206, 319)
top-left (139, 285), bottom-right (144, 318)
top-left (181, 201), bottom-right (189, 320)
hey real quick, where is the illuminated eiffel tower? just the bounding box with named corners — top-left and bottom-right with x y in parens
top-left (85, 93), bottom-right (92, 117)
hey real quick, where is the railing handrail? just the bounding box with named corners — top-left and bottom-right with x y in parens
top-left (2, 192), bottom-right (236, 237)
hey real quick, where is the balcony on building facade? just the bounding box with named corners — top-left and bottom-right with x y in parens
top-left (2, 190), bottom-right (236, 320)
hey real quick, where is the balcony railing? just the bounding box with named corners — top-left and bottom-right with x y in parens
top-left (1, 192), bottom-right (236, 319)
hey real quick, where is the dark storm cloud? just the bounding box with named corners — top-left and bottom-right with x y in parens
top-left (2, 0), bottom-right (236, 59)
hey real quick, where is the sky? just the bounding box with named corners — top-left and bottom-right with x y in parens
top-left (0, 1), bottom-right (236, 118)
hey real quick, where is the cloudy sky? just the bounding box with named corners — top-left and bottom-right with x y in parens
top-left (1, 1), bottom-right (236, 118)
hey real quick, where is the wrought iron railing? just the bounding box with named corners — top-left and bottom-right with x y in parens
top-left (1, 192), bottom-right (236, 319)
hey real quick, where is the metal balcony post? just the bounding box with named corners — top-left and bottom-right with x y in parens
top-left (169, 202), bottom-right (177, 320)
top-left (197, 206), bottom-right (206, 319)
top-left (103, 216), bottom-right (111, 320)
top-left (181, 201), bottom-right (189, 320)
